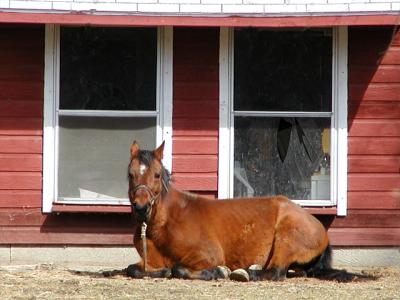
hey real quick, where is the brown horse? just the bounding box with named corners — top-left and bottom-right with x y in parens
top-left (127, 141), bottom-right (332, 281)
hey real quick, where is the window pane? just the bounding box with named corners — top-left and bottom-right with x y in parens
top-left (234, 28), bottom-right (332, 112)
top-left (60, 27), bottom-right (157, 110)
top-left (234, 117), bottom-right (331, 200)
top-left (58, 116), bottom-right (156, 200)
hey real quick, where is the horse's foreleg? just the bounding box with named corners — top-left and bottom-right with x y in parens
top-left (171, 265), bottom-right (230, 281)
top-left (128, 238), bottom-right (171, 279)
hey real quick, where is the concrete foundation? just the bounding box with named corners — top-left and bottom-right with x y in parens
top-left (0, 246), bottom-right (399, 267)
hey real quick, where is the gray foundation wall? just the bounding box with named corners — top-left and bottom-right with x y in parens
top-left (0, 247), bottom-right (399, 267)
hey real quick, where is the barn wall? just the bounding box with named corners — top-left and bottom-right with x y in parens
top-left (0, 24), bottom-right (399, 247)
top-left (327, 26), bottom-right (400, 246)
top-left (172, 27), bottom-right (220, 198)
top-left (0, 25), bottom-right (134, 245)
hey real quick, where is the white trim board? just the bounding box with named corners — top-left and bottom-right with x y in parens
top-left (42, 25), bottom-right (173, 213)
top-left (218, 27), bottom-right (348, 215)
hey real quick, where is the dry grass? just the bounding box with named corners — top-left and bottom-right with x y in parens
top-left (0, 264), bottom-right (399, 300)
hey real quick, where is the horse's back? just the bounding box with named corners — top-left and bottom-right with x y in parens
top-left (197, 195), bottom-right (329, 270)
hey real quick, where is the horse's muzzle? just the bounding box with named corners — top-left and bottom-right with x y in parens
top-left (132, 203), bottom-right (150, 222)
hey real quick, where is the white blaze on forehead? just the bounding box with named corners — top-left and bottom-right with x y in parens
top-left (139, 164), bottom-right (147, 175)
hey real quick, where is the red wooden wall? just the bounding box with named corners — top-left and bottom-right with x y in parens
top-left (0, 25), bottom-right (133, 244)
top-left (172, 28), bottom-right (219, 198)
top-left (0, 25), bottom-right (399, 247)
top-left (327, 26), bottom-right (400, 246)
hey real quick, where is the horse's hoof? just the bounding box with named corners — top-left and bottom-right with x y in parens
top-left (126, 264), bottom-right (144, 279)
top-left (229, 269), bottom-right (249, 282)
top-left (216, 266), bottom-right (231, 279)
top-left (248, 264), bottom-right (263, 271)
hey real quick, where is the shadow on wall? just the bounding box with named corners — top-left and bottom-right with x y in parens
top-left (347, 26), bottom-right (399, 130)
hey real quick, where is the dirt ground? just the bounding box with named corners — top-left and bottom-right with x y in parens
top-left (0, 264), bottom-right (399, 300)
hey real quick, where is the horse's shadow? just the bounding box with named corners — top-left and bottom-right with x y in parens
top-left (69, 266), bottom-right (379, 283)
top-left (68, 268), bottom-right (127, 278)
top-left (287, 268), bottom-right (379, 283)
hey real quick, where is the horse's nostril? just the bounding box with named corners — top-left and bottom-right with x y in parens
top-left (134, 203), bottom-right (147, 213)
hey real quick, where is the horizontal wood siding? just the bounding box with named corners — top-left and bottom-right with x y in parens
top-left (0, 25), bottom-right (134, 245)
top-left (330, 26), bottom-right (400, 246)
top-left (172, 28), bottom-right (219, 196)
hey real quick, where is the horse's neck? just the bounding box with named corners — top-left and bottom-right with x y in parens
top-left (147, 187), bottom-right (188, 239)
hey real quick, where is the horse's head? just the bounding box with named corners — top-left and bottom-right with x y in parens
top-left (128, 141), bottom-right (169, 223)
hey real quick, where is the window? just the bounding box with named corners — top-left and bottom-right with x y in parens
top-left (43, 25), bottom-right (172, 212)
top-left (219, 27), bottom-right (348, 215)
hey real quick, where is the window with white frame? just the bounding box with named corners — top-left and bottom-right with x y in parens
top-left (219, 27), bottom-right (348, 215)
top-left (43, 25), bottom-right (172, 212)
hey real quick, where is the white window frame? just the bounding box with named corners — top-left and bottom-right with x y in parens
top-left (42, 25), bottom-right (173, 213)
top-left (218, 27), bottom-right (348, 216)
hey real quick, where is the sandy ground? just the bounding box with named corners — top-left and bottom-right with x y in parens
top-left (0, 264), bottom-right (399, 300)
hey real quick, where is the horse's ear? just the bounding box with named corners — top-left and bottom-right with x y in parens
top-left (153, 141), bottom-right (165, 161)
top-left (130, 141), bottom-right (140, 158)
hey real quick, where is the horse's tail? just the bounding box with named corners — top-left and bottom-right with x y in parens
top-left (307, 244), bottom-right (376, 282)
top-left (305, 243), bottom-right (332, 278)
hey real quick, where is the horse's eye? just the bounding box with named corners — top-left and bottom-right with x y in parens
top-left (154, 172), bottom-right (161, 179)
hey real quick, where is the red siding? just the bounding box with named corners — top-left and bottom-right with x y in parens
top-left (1, 25), bottom-right (399, 247)
top-left (0, 25), bottom-right (133, 245)
top-left (172, 28), bottom-right (219, 195)
top-left (329, 26), bottom-right (400, 246)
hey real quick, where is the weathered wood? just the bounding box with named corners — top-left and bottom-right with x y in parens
top-left (0, 209), bottom-right (132, 227)
top-left (52, 204), bottom-right (132, 214)
top-left (173, 173), bottom-right (218, 191)
top-left (173, 137), bottom-right (218, 155)
top-left (0, 190), bottom-right (41, 208)
top-left (349, 101), bottom-right (400, 119)
top-left (328, 228), bottom-right (400, 246)
top-left (349, 83), bottom-right (400, 101)
top-left (348, 65), bottom-right (400, 84)
top-left (0, 228), bottom-right (133, 245)
top-left (0, 154), bottom-right (42, 171)
top-left (0, 117), bottom-right (42, 136)
top-left (0, 136), bottom-right (42, 154)
top-left (331, 210), bottom-right (400, 228)
top-left (173, 84), bottom-right (219, 101)
top-left (0, 81), bottom-right (43, 101)
top-left (173, 155), bottom-right (218, 173)
top-left (173, 118), bottom-right (218, 137)
top-left (1, 12), bottom-right (399, 27)
top-left (173, 100), bottom-right (219, 118)
top-left (348, 119), bottom-right (400, 137)
top-left (0, 172), bottom-right (42, 190)
top-left (348, 191), bottom-right (400, 209)
top-left (348, 155), bottom-right (400, 173)
top-left (0, 100), bottom-right (43, 118)
top-left (348, 173), bottom-right (400, 191)
top-left (348, 137), bottom-right (400, 155)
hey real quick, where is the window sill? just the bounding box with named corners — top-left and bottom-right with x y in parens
top-left (51, 203), bottom-right (131, 213)
top-left (50, 203), bottom-right (337, 215)
top-left (305, 207), bottom-right (337, 215)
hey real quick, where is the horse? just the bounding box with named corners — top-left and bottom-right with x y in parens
top-left (127, 141), bottom-right (332, 281)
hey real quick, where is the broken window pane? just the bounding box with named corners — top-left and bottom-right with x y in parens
top-left (234, 117), bottom-right (331, 200)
